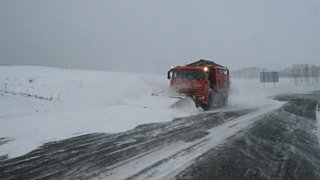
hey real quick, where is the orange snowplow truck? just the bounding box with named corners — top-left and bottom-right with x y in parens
top-left (167, 59), bottom-right (230, 110)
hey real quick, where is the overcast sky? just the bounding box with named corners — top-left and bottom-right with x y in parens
top-left (0, 0), bottom-right (319, 74)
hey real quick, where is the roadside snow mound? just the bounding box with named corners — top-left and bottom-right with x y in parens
top-left (0, 66), bottom-right (198, 158)
top-left (0, 66), bottom-right (167, 106)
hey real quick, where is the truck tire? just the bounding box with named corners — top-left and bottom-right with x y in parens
top-left (202, 94), bottom-right (212, 111)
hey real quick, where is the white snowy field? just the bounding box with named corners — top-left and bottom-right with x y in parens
top-left (0, 66), bottom-right (320, 158)
top-left (0, 66), bottom-right (198, 158)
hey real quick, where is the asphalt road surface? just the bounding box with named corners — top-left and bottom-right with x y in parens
top-left (1, 92), bottom-right (320, 180)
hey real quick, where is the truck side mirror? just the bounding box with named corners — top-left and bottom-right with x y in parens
top-left (167, 70), bottom-right (172, 79)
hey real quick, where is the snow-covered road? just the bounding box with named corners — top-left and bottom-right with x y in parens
top-left (177, 93), bottom-right (320, 180)
top-left (1, 93), bottom-right (320, 180)
top-left (99, 100), bottom-right (283, 180)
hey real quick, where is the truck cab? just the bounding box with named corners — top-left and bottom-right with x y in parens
top-left (167, 59), bottom-right (230, 110)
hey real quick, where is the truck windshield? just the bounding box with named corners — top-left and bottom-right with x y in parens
top-left (172, 69), bottom-right (205, 80)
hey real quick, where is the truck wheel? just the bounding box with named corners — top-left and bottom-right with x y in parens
top-left (202, 94), bottom-right (212, 111)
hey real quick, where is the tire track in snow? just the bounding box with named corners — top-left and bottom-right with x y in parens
top-left (0, 109), bottom-right (252, 180)
top-left (176, 93), bottom-right (320, 180)
top-left (97, 101), bottom-right (284, 180)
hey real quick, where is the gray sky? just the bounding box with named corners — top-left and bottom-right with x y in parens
top-left (0, 0), bottom-right (319, 74)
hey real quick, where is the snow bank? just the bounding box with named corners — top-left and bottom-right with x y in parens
top-left (0, 66), bottom-right (164, 106)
